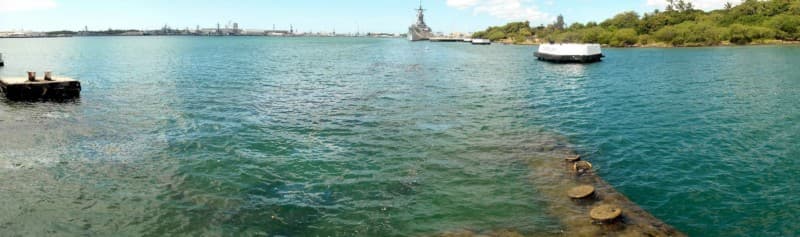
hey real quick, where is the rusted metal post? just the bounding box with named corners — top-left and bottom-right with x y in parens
top-left (27, 71), bottom-right (36, 81)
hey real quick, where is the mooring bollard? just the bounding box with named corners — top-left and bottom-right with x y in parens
top-left (567, 185), bottom-right (596, 199)
top-left (44, 71), bottom-right (53, 81)
top-left (590, 204), bottom-right (623, 223)
top-left (27, 71), bottom-right (36, 81)
top-left (565, 154), bottom-right (581, 162)
top-left (573, 160), bottom-right (593, 174)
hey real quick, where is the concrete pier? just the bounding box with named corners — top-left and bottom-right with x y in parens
top-left (429, 37), bottom-right (466, 42)
top-left (0, 77), bottom-right (81, 100)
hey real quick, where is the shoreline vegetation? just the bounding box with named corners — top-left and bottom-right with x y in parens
top-left (473, 0), bottom-right (800, 47)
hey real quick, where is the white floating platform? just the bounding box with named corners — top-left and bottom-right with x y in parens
top-left (471, 39), bottom-right (491, 45)
top-left (535, 44), bottom-right (604, 63)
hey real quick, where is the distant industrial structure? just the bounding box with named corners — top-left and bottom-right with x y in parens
top-left (0, 22), bottom-right (404, 38)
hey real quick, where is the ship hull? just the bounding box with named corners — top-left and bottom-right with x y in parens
top-left (408, 27), bottom-right (432, 41)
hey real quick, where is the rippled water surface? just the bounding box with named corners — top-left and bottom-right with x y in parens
top-left (1, 37), bottom-right (798, 236)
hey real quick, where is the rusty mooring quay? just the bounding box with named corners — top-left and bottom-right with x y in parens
top-left (0, 75), bottom-right (81, 100)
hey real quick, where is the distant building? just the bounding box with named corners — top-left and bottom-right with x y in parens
top-left (119, 31), bottom-right (144, 36)
top-left (264, 25), bottom-right (295, 36)
top-left (196, 22), bottom-right (241, 36)
top-left (448, 32), bottom-right (471, 38)
top-left (0, 31), bottom-right (46, 38)
top-left (232, 23), bottom-right (241, 35)
top-left (199, 28), bottom-right (221, 35)
top-left (367, 32), bottom-right (397, 38)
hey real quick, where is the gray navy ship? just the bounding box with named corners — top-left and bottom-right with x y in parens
top-left (408, 1), bottom-right (433, 41)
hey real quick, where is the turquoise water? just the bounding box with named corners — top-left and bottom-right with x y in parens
top-left (0, 37), bottom-right (798, 236)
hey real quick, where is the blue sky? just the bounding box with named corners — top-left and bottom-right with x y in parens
top-left (0, 0), bottom-right (731, 33)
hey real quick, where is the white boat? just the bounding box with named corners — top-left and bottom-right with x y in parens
top-left (471, 39), bottom-right (491, 45)
top-left (534, 43), bottom-right (604, 63)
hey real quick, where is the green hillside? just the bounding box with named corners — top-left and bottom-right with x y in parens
top-left (473, 0), bottom-right (800, 46)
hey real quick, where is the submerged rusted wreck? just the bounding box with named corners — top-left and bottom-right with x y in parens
top-left (556, 153), bottom-right (686, 236)
top-left (0, 72), bottom-right (81, 100)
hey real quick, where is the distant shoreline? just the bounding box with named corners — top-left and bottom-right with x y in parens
top-left (0, 35), bottom-right (403, 39)
top-left (630, 40), bottom-right (800, 48)
top-left (2, 36), bottom-right (798, 49)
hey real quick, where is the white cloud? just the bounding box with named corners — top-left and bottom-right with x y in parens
top-left (646, 0), bottom-right (733, 11)
top-left (447, 0), bottom-right (480, 9)
top-left (447, 0), bottom-right (550, 22)
top-left (0, 0), bottom-right (57, 12)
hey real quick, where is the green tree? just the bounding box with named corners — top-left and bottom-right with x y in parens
top-left (764, 14), bottom-right (800, 39)
top-left (727, 24), bottom-right (776, 44)
top-left (475, 0), bottom-right (800, 46)
top-left (601, 11), bottom-right (641, 29)
top-left (729, 24), bottom-right (751, 44)
top-left (558, 31), bottom-right (583, 43)
top-left (579, 27), bottom-right (609, 43)
top-left (610, 28), bottom-right (639, 46)
top-left (654, 25), bottom-right (679, 43)
top-left (638, 34), bottom-right (652, 45)
top-left (569, 22), bottom-right (585, 31)
top-left (486, 30), bottom-right (506, 41)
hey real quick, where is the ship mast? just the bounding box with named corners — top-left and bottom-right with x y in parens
top-left (416, 0), bottom-right (426, 26)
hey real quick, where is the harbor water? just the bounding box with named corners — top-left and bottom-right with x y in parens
top-left (0, 37), bottom-right (798, 236)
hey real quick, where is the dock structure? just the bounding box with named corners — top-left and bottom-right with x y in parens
top-left (0, 77), bottom-right (81, 100)
top-left (429, 37), bottom-right (465, 42)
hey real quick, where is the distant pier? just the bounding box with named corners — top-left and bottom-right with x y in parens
top-left (0, 76), bottom-right (81, 100)
top-left (429, 37), bottom-right (491, 45)
top-left (429, 37), bottom-right (465, 42)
